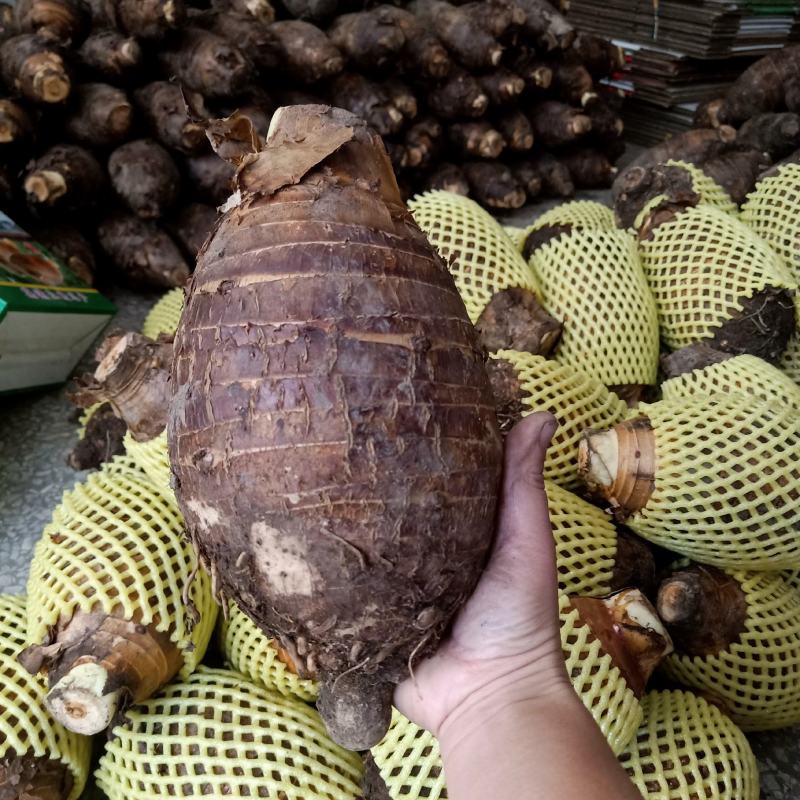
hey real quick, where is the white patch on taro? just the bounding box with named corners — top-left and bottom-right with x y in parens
top-left (187, 499), bottom-right (221, 530)
top-left (250, 521), bottom-right (313, 596)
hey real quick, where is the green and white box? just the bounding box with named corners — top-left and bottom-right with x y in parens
top-left (0, 212), bottom-right (115, 393)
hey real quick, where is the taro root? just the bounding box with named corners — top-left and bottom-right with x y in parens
top-left (168, 105), bottom-right (503, 751)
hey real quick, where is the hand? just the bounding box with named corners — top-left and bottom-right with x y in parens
top-left (395, 412), bottom-right (572, 741)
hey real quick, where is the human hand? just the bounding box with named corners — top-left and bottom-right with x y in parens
top-left (394, 412), bottom-right (572, 741)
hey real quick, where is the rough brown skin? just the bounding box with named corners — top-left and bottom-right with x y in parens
top-left (160, 29), bottom-right (250, 99)
top-left (496, 110), bottom-right (533, 151)
top-left (475, 287), bottom-right (561, 355)
top-left (486, 356), bottom-right (528, 434)
top-left (552, 62), bottom-right (595, 107)
top-left (510, 50), bottom-right (552, 90)
top-left (568, 32), bottom-right (624, 78)
top-left (698, 148), bottom-right (771, 205)
top-left (464, 161), bottom-right (525, 209)
top-left (64, 82), bottom-right (132, 147)
top-left (607, 384), bottom-right (647, 408)
top-left (403, 116), bottom-right (442, 169)
top-left (67, 402), bottom-right (127, 470)
top-left (274, 0), bottom-right (334, 21)
top-left (478, 68), bottom-right (525, 106)
top-left (530, 101), bottom-right (591, 148)
top-left (660, 343), bottom-right (733, 380)
top-left (509, 160), bottom-right (542, 199)
top-left (212, 0), bottom-right (275, 22)
top-left (0, 753), bottom-right (74, 800)
top-left (578, 416), bottom-right (656, 522)
top-left (529, 152), bottom-right (574, 198)
top-left (20, 608), bottom-right (182, 735)
top-left (0, 34), bottom-right (71, 103)
top-left (23, 144), bottom-right (104, 214)
top-left (98, 213), bottom-right (190, 290)
top-left (464, 0), bottom-right (525, 37)
top-left (29, 222), bottom-right (95, 284)
top-left (585, 95), bottom-right (624, 141)
top-left (330, 73), bottom-right (404, 137)
top-left (77, 30), bottom-right (141, 80)
top-left (268, 20), bottom-right (343, 83)
top-left (135, 82), bottom-right (208, 155)
top-left (522, 223), bottom-right (572, 259)
top-left (448, 121), bottom-right (505, 158)
top-left (199, 9), bottom-right (280, 73)
top-left (361, 753), bottom-right (393, 800)
top-left (108, 139), bottom-right (180, 220)
top-left (562, 149), bottom-right (615, 188)
top-left (693, 97), bottom-right (725, 129)
top-left (84, 0), bottom-right (186, 39)
top-left (514, 0), bottom-right (574, 51)
top-left (410, 0), bottom-right (502, 70)
top-left (736, 112), bottom-right (800, 161)
top-left (184, 152), bottom-right (235, 205)
top-left (328, 8), bottom-right (406, 71)
top-left (168, 202), bottom-right (219, 258)
top-left (569, 589), bottom-right (672, 698)
top-left (610, 528), bottom-right (656, 597)
top-left (0, 98), bottom-right (35, 146)
top-left (428, 69), bottom-right (488, 119)
top-left (424, 161), bottom-right (469, 195)
top-left (613, 163), bottom-right (701, 231)
top-left (69, 331), bottom-right (173, 441)
top-left (657, 564), bottom-right (748, 657)
top-left (168, 104), bottom-right (503, 751)
top-left (13, 0), bottom-right (83, 45)
top-left (707, 287), bottom-right (796, 364)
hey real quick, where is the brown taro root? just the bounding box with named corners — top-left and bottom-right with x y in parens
top-left (168, 105), bottom-right (503, 750)
top-left (570, 589), bottom-right (672, 697)
top-left (552, 62), bottom-right (595, 108)
top-left (403, 116), bottom-right (441, 169)
top-left (510, 50), bottom-right (552, 90)
top-left (98, 213), bottom-right (190, 289)
top-left (0, 34), bottom-right (71, 103)
top-left (168, 202), bottom-right (219, 258)
top-left (136, 82), bottom-right (208, 155)
top-left (530, 101), bottom-right (591, 148)
top-left (64, 82), bottom-right (132, 147)
top-left (212, 0), bottom-right (276, 22)
top-left (383, 79), bottom-right (417, 122)
top-left (585, 95), bottom-right (624, 141)
top-left (30, 222), bottom-right (95, 284)
top-left (160, 29), bottom-right (250, 99)
top-left (496, 109), bottom-right (533, 151)
top-left (184, 152), bottom-right (235, 205)
top-left (84, 0), bottom-right (186, 39)
top-left (378, 6), bottom-right (450, 79)
top-left (736, 112), bottom-right (800, 161)
top-left (514, 0), bottom-right (574, 51)
top-left (108, 139), bottom-right (181, 219)
top-left (693, 97), bottom-right (725, 129)
top-left (509, 160), bottom-right (542, 198)
top-left (276, 0), bottom-right (335, 21)
top-left (562, 149), bottom-right (616, 188)
top-left (77, 30), bottom-right (141, 80)
top-left (24, 144), bottom-right (104, 214)
top-left (67, 402), bottom-right (127, 470)
top-left (409, 0), bottom-right (502, 70)
top-left (428, 69), bottom-right (488, 119)
top-left (328, 7), bottom-right (406, 71)
top-left (568, 32), bottom-right (624, 77)
top-left (698, 147), bottom-right (771, 205)
top-left (530, 152), bottom-right (574, 197)
top-left (0, 752), bottom-right (76, 800)
top-left (660, 342), bottom-right (733, 380)
top-left (475, 287), bottom-right (561, 354)
top-left (268, 21), bottom-right (343, 83)
top-left (657, 564), bottom-right (748, 657)
top-left (201, 10), bottom-right (280, 72)
top-left (478, 68), bottom-right (525, 106)
top-left (424, 161), bottom-right (469, 195)
top-left (610, 529), bottom-right (656, 598)
top-left (448, 121), bottom-right (505, 158)
top-left (0, 98), bottom-right (35, 146)
top-left (330, 74), bottom-right (404, 137)
top-left (463, 0), bottom-right (525, 38)
top-left (14, 0), bottom-right (84, 45)
top-left (463, 161), bottom-right (525, 209)
top-left (70, 331), bottom-right (173, 442)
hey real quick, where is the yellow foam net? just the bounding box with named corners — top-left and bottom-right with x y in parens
top-left (218, 601), bottom-right (318, 703)
top-left (619, 690), bottom-right (759, 800)
top-left (665, 159), bottom-right (738, 217)
top-left (0, 595), bottom-right (90, 800)
top-left (637, 205), bottom-right (796, 351)
top-left (662, 569), bottom-right (800, 732)
top-left (95, 666), bottom-right (364, 800)
top-left (520, 200), bottom-right (616, 248)
top-left (26, 455), bottom-right (218, 675)
top-left (529, 228), bottom-right (659, 385)
top-left (141, 287), bottom-right (184, 339)
top-left (547, 480), bottom-right (618, 596)
top-left (785, 569), bottom-right (800, 592)
top-left (408, 190), bottom-right (541, 323)
top-left (661, 354), bottom-right (800, 409)
top-left (622, 393), bottom-right (800, 570)
top-left (502, 224), bottom-right (527, 250)
top-left (124, 430), bottom-right (171, 494)
top-left (740, 162), bottom-right (800, 280)
top-left (493, 351), bottom-right (627, 489)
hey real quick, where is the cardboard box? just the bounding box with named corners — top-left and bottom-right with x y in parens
top-left (0, 212), bottom-right (116, 393)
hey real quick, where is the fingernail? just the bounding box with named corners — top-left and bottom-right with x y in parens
top-left (540, 416), bottom-right (558, 446)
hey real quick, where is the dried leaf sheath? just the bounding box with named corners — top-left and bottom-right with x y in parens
top-left (169, 105), bottom-right (503, 750)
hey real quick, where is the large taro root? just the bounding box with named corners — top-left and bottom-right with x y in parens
top-left (168, 105), bottom-right (504, 751)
